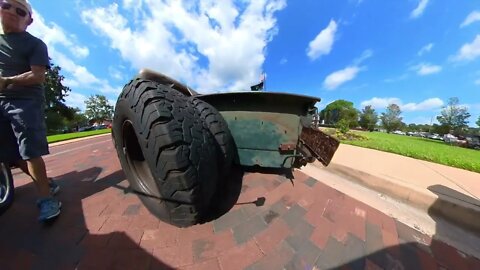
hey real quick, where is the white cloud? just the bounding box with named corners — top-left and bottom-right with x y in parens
top-left (71, 47), bottom-right (90, 58)
top-left (353, 49), bottom-right (373, 65)
top-left (402, 98), bottom-right (444, 111)
top-left (25, 7), bottom-right (134, 108)
top-left (418, 43), bottom-right (434, 56)
top-left (322, 49), bottom-right (372, 90)
top-left (100, 84), bottom-right (122, 95)
top-left (412, 63), bottom-right (442, 75)
top-left (475, 79), bottom-right (480, 85)
top-left (361, 97), bottom-right (444, 112)
top-left (280, 58), bottom-right (288, 65)
top-left (58, 55), bottom-right (122, 96)
top-left (65, 92), bottom-right (88, 111)
top-left (306, 20), bottom-right (337, 61)
top-left (452, 35), bottom-right (480, 62)
top-left (410, 0), bottom-right (429, 19)
top-left (323, 66), bottom-right (361, 90)
top-left (108, 67), bottom-right (125, 80)
top-left (29, 11), bottom-right (89, 59)
top-left (409, 116), bottom-right (434, 125)
top-left (81, 1), bottom-right (287, 93)
top-left (65, 92), bottom-right (117, 112)
top-left (54, 53), bottom-right (101, 85)
top-left (460, 11), bottom-right (480, 28)
top-left (361, 97), bottom-right (402, 109)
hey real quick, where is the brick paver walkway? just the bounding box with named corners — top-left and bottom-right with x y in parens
top-left (0, 136), bottom-right (478, 269)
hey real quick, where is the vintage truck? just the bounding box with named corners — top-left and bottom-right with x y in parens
top-left (0, 68), bottom-right (339, 225)
top-left (0, 69), bottom-right (339, 227)
top-left (109, 69), bottom-right (339, 227)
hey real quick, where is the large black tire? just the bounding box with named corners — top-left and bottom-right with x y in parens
top-left (112, 79), bottom-right (219, 227)
top-left (190, 98), bottom-right (235, 177)
top-left (0, 163), bottom-right (14, 215)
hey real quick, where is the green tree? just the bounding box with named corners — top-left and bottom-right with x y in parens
top-left (477, 116), bottom-right (480, 128)
top-left (358, 105), bottom-right (378, 131)
top-left (336, 119), bottom-right (350, 134)
top-left (85, 94), bottom-right (114, 123)
top-left (44, 61), bottom-right (73, 119)
top-left (320, 99), bottom-right (359, 128)
top-left (380, 104), bottom-right (403, 133)
top-left (417, 124), bottom-right (431, 132)
top-left (407, 124), bottom-right (419, 132)
top-left (431, 124), bottom-right (450, 135)
top-left (436, 97), bottom-right (470, 135)
top-left (65, 108), bottom-right (89, 131)
top-left (45, 110), bottom-right (66, 134)
top-left (341, 108), bottom-right (360, 128)
top-left (43, 61), bottom-right (76, 134)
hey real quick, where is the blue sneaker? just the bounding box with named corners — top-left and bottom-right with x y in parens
top-left (37, 197), bottom-right (61, 222)
top-left (49, 179), bottom-right (60, 195)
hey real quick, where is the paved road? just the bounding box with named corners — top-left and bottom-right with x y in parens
top-left (0, 135), bottom-right (478, 270)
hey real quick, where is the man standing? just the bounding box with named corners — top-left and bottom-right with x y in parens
top-left (0, 0), bottom-right (61, 221)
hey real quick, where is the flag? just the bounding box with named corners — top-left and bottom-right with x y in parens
top-left (250, 72), bottom-right (266, 91)
top-left (259, 72), bottom-right (266, 82)
top-left (250, 81), bottom-right (264, 91)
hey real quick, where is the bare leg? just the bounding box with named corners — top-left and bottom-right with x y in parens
top-left (25, 157), bottom-right (50, 198)
top-left (15, 159), bottom-right (51, 182)
top-left (15, 159), bottom-right (30, 176)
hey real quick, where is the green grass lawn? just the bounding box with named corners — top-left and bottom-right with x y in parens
top-left (337, 130), bottom-right (480, 173)
top-left (47, 129), bottom-right (111, 144)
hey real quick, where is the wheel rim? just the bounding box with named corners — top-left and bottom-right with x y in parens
top-left (0, 163), bottom-right (11, 204)
top-left (121, 120), bottom-right (161, 197)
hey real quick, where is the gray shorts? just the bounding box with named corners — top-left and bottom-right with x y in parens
top-left (0, 98), bottom-right (49, 162)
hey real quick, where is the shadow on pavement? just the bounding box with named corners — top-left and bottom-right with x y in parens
top-left (202, 165), bottom-right (299, 222)
top-left (428, 184), bottom-right (480, 236)
top-left (314, 185), bottom-right (480, 270)
top-left (242, 166), bottom-right (295, 181)
top-left (202, 164), bottom-right (245, 222)
top-left (0, 167), bottom-right (175, 270)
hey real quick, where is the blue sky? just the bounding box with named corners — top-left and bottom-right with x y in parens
top-left (26, 0), bottom-right (480, 126)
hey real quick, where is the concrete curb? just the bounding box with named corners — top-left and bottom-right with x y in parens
top-left (325, 163), bottom-right (480, 235)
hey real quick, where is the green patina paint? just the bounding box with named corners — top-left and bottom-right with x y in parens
top-left (196, 92), bottom-right (320, 168)
top-left (221, 111), bottom-right (301, 168)
top-left (237, 149), bottom-right (297, 168)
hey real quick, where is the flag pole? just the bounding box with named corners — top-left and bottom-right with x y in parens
top-left (263, 71), bottom-right (266, 91)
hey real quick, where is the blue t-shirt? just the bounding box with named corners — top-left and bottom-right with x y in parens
top-left (0, 31), bottom-right (50, 100)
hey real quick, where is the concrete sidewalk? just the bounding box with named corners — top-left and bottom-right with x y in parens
top-left (310, 144), bottom-right (480, 234)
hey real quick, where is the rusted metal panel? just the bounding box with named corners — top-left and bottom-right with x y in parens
top-left (237, 149), bottom-right (298, 168)
top-left (197, 92), bottom-right (323, 168)
top-left (222, 112), bottom-right (300, 168)
top-left (279, 143), bottom-right (296, 151)
top-left (222, 112), bottom-right (299, 151)
top-left (300, 127), bottom-right (340, 166)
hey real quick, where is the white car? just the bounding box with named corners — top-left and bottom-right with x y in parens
top-left (443, 134), bottom-right (458, 143)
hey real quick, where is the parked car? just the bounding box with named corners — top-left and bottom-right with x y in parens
top-left (465, 135), bottom-right (480, 150)
top-left (93, 124), bottom-right (108, 130)
top-left (428, 133), bottom-right (442, 140)
top-left (78, 126), bottom-right (94, 132)
top-left (443, 134), bottom-right (458, 144)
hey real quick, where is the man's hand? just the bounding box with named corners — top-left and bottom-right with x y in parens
top-left (0, 77), bottom-right (7, 91)
top-left (0, 77), bottom-right (12, 91)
